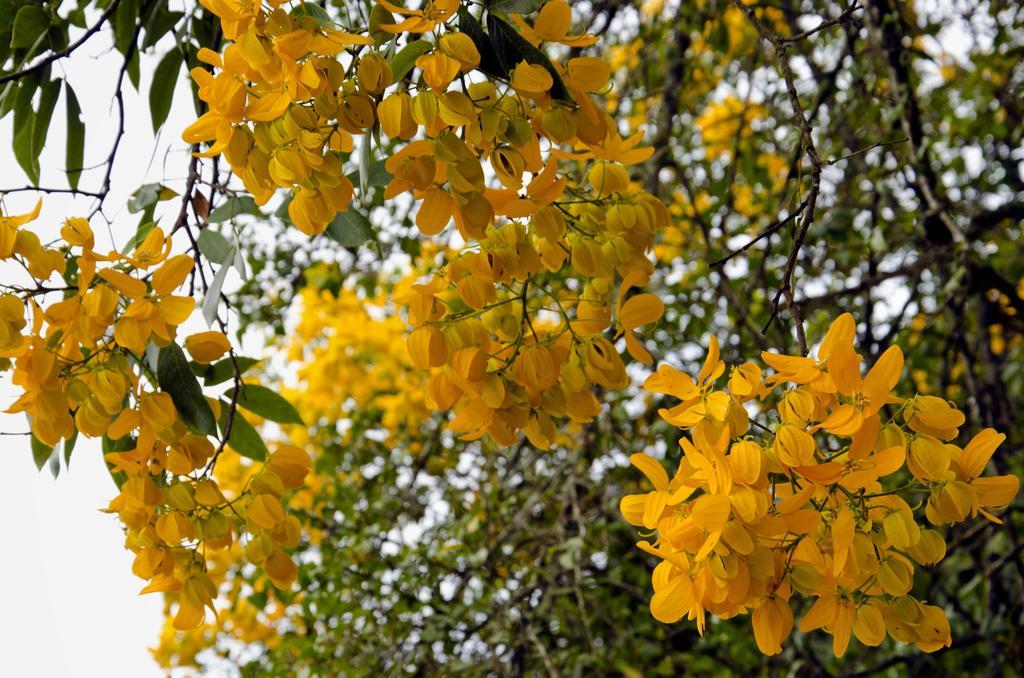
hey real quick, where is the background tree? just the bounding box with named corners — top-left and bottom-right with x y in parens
top-left (2, 0), bottom-right (1022, 676)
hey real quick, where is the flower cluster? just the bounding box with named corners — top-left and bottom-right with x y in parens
top-left (186, 0), bottom-right (670, 448)
top-left (0, 202), bottom-right (311, 630)
top-left (622, 313), bottom-right (1020, 657)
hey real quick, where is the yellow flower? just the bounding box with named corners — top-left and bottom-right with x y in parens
top-left (184, 331), bottom-right (231, 364)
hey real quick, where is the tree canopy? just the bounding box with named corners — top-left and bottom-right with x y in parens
top-left (1, 0), bottom-right (1023, 675)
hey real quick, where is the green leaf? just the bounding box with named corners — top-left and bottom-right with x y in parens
top-left (64, 428), bottom-right (78, 466)
top-left (128, 183), bottom-right (162, 213)
top-left (11, 5), bottom-right (48, 49)
top-left (30, 77), bottom-right (59, 165)
top-left (113, 0), bottom-right (140, 54)
top-left (218, 398), bottom-right (267, 461)
top-left (291, 3), bottom-right (331, 26)
top-left (64, 81), bottom-right (84, 189)
top-left (326, 209), bottom-right (376, 248)
top-left (368, 4), bottom-right (394, 45)
top-left (709, 16), bottom-right (730, 53)
top-left (142, 8), bottom-right (184, 50)
top-left (390, 39), bottom-right (433, 82)
top-left (127, 48), bottom-right (140, 90)
top-left (345, 160), bottom-right (392, 188)
top-left (197, 228), bottom-right (233, 264)
top-left (157, 342), bottom-right (217, 436)
top-left (486, 0), bottom-right (544, 14)
top-left (12, 75), bottom-right (38, 183)
top-left (487, 13), bottom-right (573, 104)
top-left (198, 356), bottom-right (260, 386)
top-left (150, 48), bottom-right (182, 132)
top-left (458, 7), bottom-right (504, 80)
top-left (236, 384), bottom-right (304, 425)
top-left (30, 434), bottom-right (55, 471)
top-left (208, 195), bottom-right (259, 222)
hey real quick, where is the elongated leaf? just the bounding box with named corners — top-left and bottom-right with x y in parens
top-left (390, 39), bottom-right (432, 82)
top-left (203, 259), bottom-right (231, 327)
top-left (127, 48), bottom-right (140, 90)
top-left (12, 76), bottom-right (38, 183)
top-left (487, 13), bottom-right (573, 103)
top-left (486, 0), bottom-right (544, 14)
top-left (64, 82), bottom-right (84, 189)
top-left (157, 342), bottom-right (217, 436)
top-left (30, 434), bottom-right (55, 471)
top-left (326, 209), bottom-right (376, 248)
top-left (11, 5), bottom-right (48, 48)
top-left (31, 78), bottom-right (60, 167)
top-left (142, 8), bottom-right (184, 50)
top-left (198, 356), bottom-right (260, 386)
top-left (345, 160), bottom-right (392, 188)
top-left (236, 384), bottom-right (304, 425)
top-left (291, 3), bottom-right (331, 26)
top-left (113, 0), bottom-right (140, 54)
top-left (208, 195), bottom-right (259, 222)
top-left (150, 48), bottom-right (182, 131)
top-left (458, 7), bottom-right (505, 79)
top-left (218, 398), bottom-right (267, 461)
top-left (64, 428), bottom-right (78, 466)
top-left (197, 229), bottom-right (233, 264)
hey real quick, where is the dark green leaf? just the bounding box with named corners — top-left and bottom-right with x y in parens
top-left (345, 160), bottom-right (392, 188)
top-left (150, 48), bottom-right (182, 131)
top-left (326, 209), bottom-right (376, 248)
top-left (11, 5), bottom-right (48, 49)
top-left (30, 434), bottom-right (55, 471)
top-left (12, 75), bottom-right (38, 183)
top-left (709, 16), bottom-right (730, 53)
top-left (458, 7), bottom-right (504, 79)
top-left (127, 48), bottom-right (140, 90)
top-left (291, 3), bottom-right (331, 26)
top-left (236, 384), bottom-right (304, 425)
top-left (64, 81), bottom-right (84, 189)
top-left (113, 0), bottom-right (140, 54)
top-left (209, 195), bottom-right (259, 222)
top-left (157, 342), bottom-right (217, 436)
top-left (390, 39), bottom-right (433, 82)
top-left (487, 13), bottom-right (573, 104)
top-left (218, 398), bottom-right (267, 461)
top-left (63, 428), bottom-right (78, 466)
top-left (368, 4), bottom-right (394, 45)
top-left (486, 0), bottom-right (544, 14)
top-left (142, 8), bottom-right (184, 50)
top-left (30, 77), bottom-right (59, 166)
top-left (197, 228), bottom-right (233, 264)
top-left (199, 356), bottom-right (260, 386)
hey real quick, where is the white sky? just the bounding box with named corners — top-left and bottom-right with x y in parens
top-left (0, 21), bottom-right (199, 676)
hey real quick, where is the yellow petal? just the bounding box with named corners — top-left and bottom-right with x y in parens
top-left (151, 254), bottom-right (195, 295)
top-left (619, 293), bottom-right (664, 331)
top-left (511, 61), bottom-right (553, 94)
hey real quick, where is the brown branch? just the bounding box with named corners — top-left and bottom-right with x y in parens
top-left (734, 0), bottom-right (824, 355)
top-left (710, 196), bottom-right (809, 268)
top-left (797, 252), bottom-right (945, 309)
